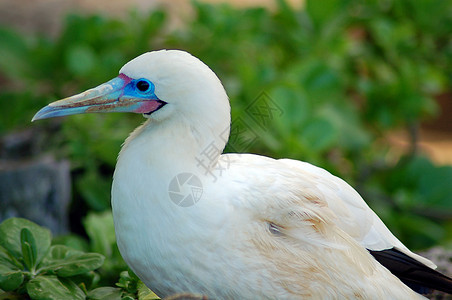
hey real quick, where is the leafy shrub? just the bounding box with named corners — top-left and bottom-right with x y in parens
top-left (0, 218), bottom-right (103, 298)
top-left (0, 217), bottom-right (159, 299)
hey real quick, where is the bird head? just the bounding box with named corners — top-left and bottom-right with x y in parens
top-left (33, 50), bottom-right (231, 142)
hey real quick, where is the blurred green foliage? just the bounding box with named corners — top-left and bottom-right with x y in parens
top-left (1, 0), bottom-right (452, 294)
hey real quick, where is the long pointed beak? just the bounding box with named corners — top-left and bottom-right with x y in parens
top-left (32, 74), bottom-right (165, 121)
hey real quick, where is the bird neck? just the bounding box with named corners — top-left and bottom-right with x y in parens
top-left (117, 116), bottom-right (229, 185)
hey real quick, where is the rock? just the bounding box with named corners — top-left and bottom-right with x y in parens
top-left (0, 156), bottom-right (71, 235)
top-left (419, 247), bottom-right (452, 300)
top-left (0, 128), bottom-right (71, 235)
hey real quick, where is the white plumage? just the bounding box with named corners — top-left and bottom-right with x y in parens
top-left (34, 50), bottom-right (450, 299)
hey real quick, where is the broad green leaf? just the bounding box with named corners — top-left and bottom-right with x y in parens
top-left (0, 264), bottom-right (24, 291)
top-left (20, 228), bottom-right (37, 272)
top-left (83, 211), bottom-right (116, 256)
top-left (0, 218), bottom-right (51, 266)
top-left (87, 287), bottom-right (122, 300)
top-left (0, 245), bottom-right (22, 270)
top-left (68, 271), bottom-right (100, 292)
top-left (137, 281), bottom-right (161, 300)
top-left (27, 275), bottom-right (85, 300)
top-left (0, 246), bottom-right (25, 291)
top-left (52, 234), bottom-right (90, 252)
top-left (40, 245), bottom-right (104, 277)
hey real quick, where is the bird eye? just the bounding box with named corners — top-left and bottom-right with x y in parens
top-left (136, 79), bottom-right (153, 93)
top-left (268, 222), bottom-right (284, 236)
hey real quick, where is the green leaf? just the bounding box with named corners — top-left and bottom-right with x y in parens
top-left (0, 265), bottom-right (24, 291)
top-left (127, 269), bottom-right (140, 282)
top-left (20, 228), bottom-right (37, 272)
top-left (87, 287), bottom-right (122, 300)
top-left (26, 275), bottom-right (85, 300)
top-left (40, 245), bottom-right (104, 277)
top-left (0, 245), bottom-right (24, 291)
top-left (69, 271), bottom-right (100, 291)
top-left (137, 281), bottom-right (161, 300)
top-left (52, 234), bottom-right (90, 252)
top-left (0, 245), bottom-right (22, 270)
top-left (0, 218), bottom-right (51, 266)
top-left (83, 211), bottom-right (116, 256)
top-left (116, 271), bottom-right (137, 293)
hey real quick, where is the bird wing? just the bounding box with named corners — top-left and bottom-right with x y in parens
top-left (278, 157), bottom-right (436, 269)
top-left (220, 153), bottom-right (435, 269)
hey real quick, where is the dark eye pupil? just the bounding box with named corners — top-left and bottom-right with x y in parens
top-left (137, 80), bottom-right (150, 92)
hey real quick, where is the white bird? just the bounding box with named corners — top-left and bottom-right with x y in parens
top-left (33, 50), bottom-right (452, 299)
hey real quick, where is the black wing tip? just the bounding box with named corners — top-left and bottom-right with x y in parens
top-left (369, 247), bottom-right (452, 295)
